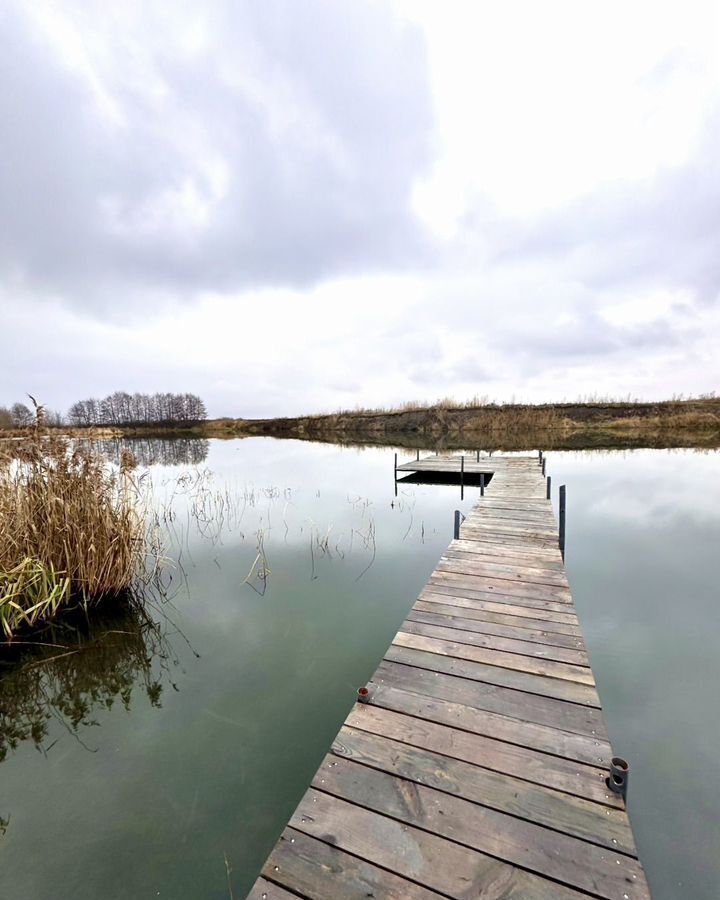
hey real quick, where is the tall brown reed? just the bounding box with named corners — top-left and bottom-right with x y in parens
top-left (0, 420), bottom-right (148, 640)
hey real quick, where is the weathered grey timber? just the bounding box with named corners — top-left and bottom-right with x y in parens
top-left (249, 454), bottom-right (651, 899)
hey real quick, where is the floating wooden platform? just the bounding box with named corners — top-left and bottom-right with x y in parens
top-left (249, 454), bottom-right (650, 899)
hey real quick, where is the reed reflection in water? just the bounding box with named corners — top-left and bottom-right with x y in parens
top-left (0, 600), bottom-right (179, 766)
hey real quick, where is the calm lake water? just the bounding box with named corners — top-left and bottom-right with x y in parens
top-left (0, 438), bottom-right (718, 899)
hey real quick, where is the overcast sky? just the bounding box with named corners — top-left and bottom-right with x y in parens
top-left (1, 0), bottom-right (719, 417)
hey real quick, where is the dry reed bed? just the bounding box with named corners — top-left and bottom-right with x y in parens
top-left (0, 424), bottom-right (148, 641)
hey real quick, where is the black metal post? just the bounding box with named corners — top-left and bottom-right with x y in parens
top-left (539, 450), bottom-right (543, 464)
top-left (607, 757), bottom-right (629, 800)
top-left (559, 484), bottom-right (566, 559)
top-left (476, 450), bottom-right (480, 462)
top-left (542, 457), bottom-right (546, 476)
top-left (416, 449), bottom-right (420, 461)
top-left (460, 454), bottom-right (465, 491)
top-left (453, 509), bottom-right (461, 540)
top-left (394, 452), bottom-right (398, 476)
top-left (546, 475), bottom-right (551, 500)
top-left (480, 473), bottom-right (485, 497)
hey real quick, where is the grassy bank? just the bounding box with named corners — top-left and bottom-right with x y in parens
top-left (217, 397), bottom-right (720, 451)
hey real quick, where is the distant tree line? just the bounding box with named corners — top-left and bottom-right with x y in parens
top-left (67, 392), bottom-right (207, 427)
top-left (0, 402), bottom-right (64, 429)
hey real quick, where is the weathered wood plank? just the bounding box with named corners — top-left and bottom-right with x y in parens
top-left (455, 531), bottom-right (560, 550)
top-left (347, 702), bottom-right (620, 806)
top-left (465, 514), bottom-right (558, 530)
top-left (458, 498), bottom-right (554, 510)
top-left (448, 542), bottom-right (565, 568)
top-left (394, 630), bottom-right (594, 684)
top-left (262, 827), bottom-right (445, 899)
top-left (407, 606), bottom-right (586, 650)
top-left (440, 553), bottom-right (570, 586)
top-left (421, 586), bottom-right (580, 620)
top-left (429, 570), bottom-right (573, 598)
top-left (464, 507), bottom-right (555, 520)
top-left (461, 522), bottom-right (559, 540)
top-left (465, 509), bottom-right (558, 526)
top-left (376, 659), bottom-right (606, 736)
top-left (415, 596), bottom-right (583, 635)
top-left (385, 644), bottom-right (600, 706)
top-left (332, 726), bottom-right (637, 854)
top-left (460, 532), bottom-right (559, 550)
top-left (433, 564), bottom-right (573, 601)
top-left (367, 680), bottom-right (611, 764)
top-left (310, 759), bottom-right (649, 898)
top-left (401, 617), bottom-right (590, 665)
top-left (290, 790), bottom-right (592, 899)
top-left (246, 876), bottom-right (300, 900)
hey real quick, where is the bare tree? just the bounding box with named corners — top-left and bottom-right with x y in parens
top-left (66, 391), bottom-right (208, 426)
top-left (45, 408), bottom-right (65, 427)
top-left (11, 402), bottom-right (33, 427)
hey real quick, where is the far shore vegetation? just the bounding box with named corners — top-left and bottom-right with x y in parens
top-left (1, 391), bottom-right (719, 451)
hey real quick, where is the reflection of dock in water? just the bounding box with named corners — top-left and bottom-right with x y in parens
top-left (250, 453), bottom-right (651, 900)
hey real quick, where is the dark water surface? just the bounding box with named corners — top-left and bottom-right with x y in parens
top-left (0, 439), bottom-right (718, 899)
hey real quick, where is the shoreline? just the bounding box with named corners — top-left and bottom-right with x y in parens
top-left (2, 397), bottom-right (719, 452)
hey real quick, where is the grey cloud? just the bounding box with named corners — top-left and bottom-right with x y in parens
top-left (493, 309), bottom-right (690, 363)
top-left (0, 2), bottom-right (436, 314)
top-left (638, 48), bottom-right (701, 90)
top-left (407, 359), bottom-right (496, 389)
top-left (445, 356), bottom-right (497, 383)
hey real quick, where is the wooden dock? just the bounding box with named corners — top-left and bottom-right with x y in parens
top-left (249, 454), bottom-right (650, 899)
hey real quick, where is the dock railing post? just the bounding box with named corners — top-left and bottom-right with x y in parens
top-left (480, 473), bottom-right (485, 497)
top-left (476, 450), bottom-right (480, 462)
top-left (453, 509), bottom-right (461, 540)
top-left (416, 449), bottom-right (420, 461)
top-left (559, 484), bottom-right (567, 559)
top-left (542, 457), bottom-right (547, 476)
top-left (546, 475), bottom-right (551, 500)
top-left (539, 450), bottom-right (543, 465)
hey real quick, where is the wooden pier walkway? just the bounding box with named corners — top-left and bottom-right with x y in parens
top-left (249, 454), bottom-right (650, 899)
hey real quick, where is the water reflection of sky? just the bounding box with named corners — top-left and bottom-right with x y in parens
top-left (0, 439), bottom-right (718, 899)
top-left (549, 448), bottom-right (720, 900)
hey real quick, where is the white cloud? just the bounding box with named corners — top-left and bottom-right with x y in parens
top-left (400, 0), bottom-right (720, 225)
